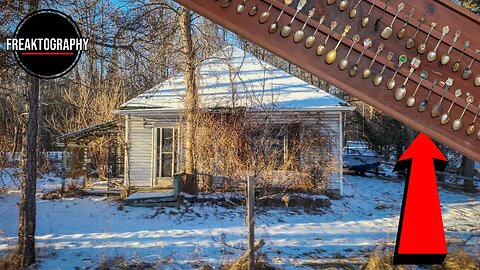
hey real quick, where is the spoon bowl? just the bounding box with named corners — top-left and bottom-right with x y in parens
top-left (339, 58), bottom-right (349, 70)
top-left (395, 85), bottom-right (407, 100)
top-left (373, 74), bottom-right (383, 86)
top-left (406, 96), bottom-right (416, 107)
top-left (440, 54), bottom-right (450, 65)
top-left (387, 78), bottom-right (396, 90)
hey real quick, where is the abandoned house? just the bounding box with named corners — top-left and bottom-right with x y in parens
top-left (116, 46), bottom-right (354, 195)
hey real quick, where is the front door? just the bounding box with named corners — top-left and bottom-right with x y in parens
top-left (153, 127), bottom-right (177, 188)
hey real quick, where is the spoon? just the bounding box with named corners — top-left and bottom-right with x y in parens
top-left (453, 94), bottom-right (475, 131)
top-left (406, 17), bottom-right (426, 49)
top-left (387, 54), bottom-right (408, 90)
top-left (349, 0), bottom-right (363, 18)
top-left (326, 25), bottom-right (351, 64)
top-left (427, 26), bottom-right (450, 62)
top-left (362, 0), bottom-right (376, 28)
top-left (237, 0), bottom-right (247, 13)
top-left (381, 3), bottom-right (405, 40)
top-left (407, 71), bottom-right (428, 107)
top-left (363, 44), bottom-right (384, 79)
top-left (327, 0), bottom-right (337, 5)
top-left (317, 21), bottom-right (338, 56)
top-left (281, 0), bottom-right (307, 38)
top-left (440, 30), bottom-right (461, 65)
top-left (475, 74), bottom-right (480, 87)
top-left (259, 0), bottom-right (276, 24)
top-left (431, 78), bottom-right (454, 117)
top-left (248, 0), bottom-right (260, 16)
top-left (339, 35), bottom-right (360, 70)
top-left (466, 103), bottom-right (480, 135)
top-left (305, 15), bottom-right (326, 49)
top-left (452, 41), bottom-right (470, 72)
top-left (268, 0), bottom-right (293, 34)
top-left (397, 8), bottom-right (415, 39)
top-left (418, 21), bottom-right (438, 54)
top-left (440, 89), bottom-right (462, 124)
top-left (339, 0), bottom-right (349, 12)
top-left (221, 0), bottom-right (233, 8)
top-left (418, 80), bottom-right (439, 112)
top-left (373, 52), bottom-right (394, 86)
top-left (395, 57), bottom-right (421, 101)
top-left (374, 0), bottom-right (392, 31)
top-left (349, 38), bottom-right (373, 77)
top-left (462, 49), bottom-right (479, 80)
top-left (294, 8), bottom-right (316, 43)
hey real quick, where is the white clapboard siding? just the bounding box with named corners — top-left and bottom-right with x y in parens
top-left (128, 116), bottom-right (153, 187)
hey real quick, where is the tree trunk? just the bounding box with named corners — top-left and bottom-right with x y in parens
top-left (18, 75), bottom-right (39, 268)
top-left (179, 7), bottom-right (198, 193)
top-left (18, 3), bottom-right (40, 267)
top-left (461, 155), bottom-right (475, 190)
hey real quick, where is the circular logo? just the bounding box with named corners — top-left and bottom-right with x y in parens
top-left (11, 9), bottom-right (86, 79)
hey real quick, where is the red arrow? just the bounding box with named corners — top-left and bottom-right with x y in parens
top-left (393, 133), bottom-right (448, 265)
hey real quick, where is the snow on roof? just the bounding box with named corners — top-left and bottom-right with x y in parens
top-left (119, 46), bottom-right (351, 112)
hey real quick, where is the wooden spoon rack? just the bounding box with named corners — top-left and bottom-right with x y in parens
top-left (175, 0), bottom-right (480, 162)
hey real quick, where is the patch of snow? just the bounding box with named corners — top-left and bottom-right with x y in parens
top-left (0, 175), bottom-right (478, 269)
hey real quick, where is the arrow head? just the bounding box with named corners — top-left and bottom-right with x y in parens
top-left (394, 133), bottom-right (448, 172)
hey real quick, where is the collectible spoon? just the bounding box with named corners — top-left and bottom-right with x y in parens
top-left (349, 0), bottom-right (363, 18)
top-left (440, 30), bottom-right (461, 65)
top-left (440, 89), bottom-right (462, 124)
top-left (305, 15), bottom-right (326, 49)
top-left (475, 74), bottom-right (480, 87)
top-left (395, 57), bottom-right (421, 101)
top-left (407, 71), bottom-right (428, 107)
top-left (427, 26), bottom-right (450, 62)
top-left (466, 103), bottom-right (480, 135)
top-left (317, 21), bottom-right (338, 56)
top-left (327, 0), bottom-right (337, 5)
top-left (381, 3), bottom-right (405, 40)
top-left (418, 80), bottom-right (439, 112)
top-left (363, 44), bottom-right (384, 79)
top-left (237, 0), bottom-right (247, 13)
top-left (453, 94), bottom-right (474, 131)
top-left (349, 38), bottom-right (373, 77)
top-left (281, 0), bottom-right (307, 38)
top-left (397, 8), bottom-right (415, 39)
top-left (294, 8), bottom-right (316, 43)
top-left (339, 35), bottom-right (360, 70)
top-left (374, 0), bottom-right (391, 31)
top-left (248, 0), bottom-right (260, 16)
top-left (452, 41), bottom-right (470, 72)
top-left (339, 0), bottom-right (349, 11)
top-left (462, 49), bottom-right (479, 80)
top-left (268, 0), bottom-right (293, 34)
top-left (362, 0), bottom-right (376, 28)
top-left (387, 54), bottom-right (408, 90)
top-left (259, 0), bottom-right (276, 24)
top-left (406, 17), bottom-right (426, 49)
top-left (431, 78), bottom-right (454, 118)
top-left (418, 21), bottom-right (438, 54)
top-left (326, 25), bottom-right (351, 64)
top-left (222, 0), bottom-right (233, 8)
top-left (373, 52), bottom-right (394, 86)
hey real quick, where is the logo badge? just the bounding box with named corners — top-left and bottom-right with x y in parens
top-left (6, 9), bottom-right (88, 79)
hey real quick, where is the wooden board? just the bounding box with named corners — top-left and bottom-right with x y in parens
top-left (175, 0), bottom-right (480, 162)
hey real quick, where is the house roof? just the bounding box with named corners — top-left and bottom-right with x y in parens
top-left (118, 46), bottom-right (353, 113)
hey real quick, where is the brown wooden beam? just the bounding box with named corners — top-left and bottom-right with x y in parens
top-left (175, 0), bottom-right (480, 162)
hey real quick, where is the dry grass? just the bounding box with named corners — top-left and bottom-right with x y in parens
top-left (222, 253), bottom-right (277, 270)
top-left (97, 255), bottom-right (156, 270)
top-left (361, 249), bottom-right (413, 270)
top-left (432, 249), bottom-right (480, 270)
top-left (0, 252), bottom-right (22, 270)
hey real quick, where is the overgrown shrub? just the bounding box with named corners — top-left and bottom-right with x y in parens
top-left (41, 180), bottom-right (84, 200)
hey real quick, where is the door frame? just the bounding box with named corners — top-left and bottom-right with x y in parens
top-left (151, 125), bottom-right (179, 188)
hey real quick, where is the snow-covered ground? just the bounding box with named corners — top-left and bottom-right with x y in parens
top-left (0, 173), bottom-right (479, 269)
